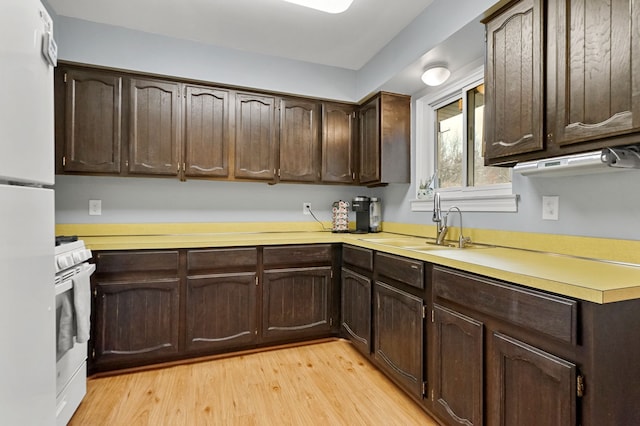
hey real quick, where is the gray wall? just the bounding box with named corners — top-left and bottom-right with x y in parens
top-left (54, 175), bottom-right (371, 225)
top-left (55, 168), bottom-right (640, 241)
top-left (53, 15), bottom-right (357, 102)
top-left (51, 0), bottom-right (640, 241)
top-left (52, 0), bottom-right (497, 101)
top-left (379, 172), bottom-right (640, 241)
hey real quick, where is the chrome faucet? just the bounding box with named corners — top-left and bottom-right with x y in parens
top-left (432, 192), bottom-right (449, 244)
top-left (446, 206), bottom-right (472, 248)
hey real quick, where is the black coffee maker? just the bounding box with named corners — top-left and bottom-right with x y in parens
top-left (351, 196), bottom-right (370, 233)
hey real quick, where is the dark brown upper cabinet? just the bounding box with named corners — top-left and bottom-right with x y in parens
top-left (55, 64), bottom-right (411, 186)
top-left (484, 0), bottom-right (544, 163)
top-left (321, 102), bottom-right (357, 184)
top-left (484, 0), bottom-right (640, 166)
top-left (58, 68), bottom-right (123, 174)
top-left (548, 0), bottom-right (640, 147)
top-left (359, 97), bottom-right (380, 184)
top-left (358, 92), bottom-right (411, 186)
top-left (278, 97), bottom-right (321, 182)
top-left (184, 85), bottom-right (230, 178)
top-left (234, 92), bottom-right (278, 181)
top-left (128, 78), bottom-right (182, 176)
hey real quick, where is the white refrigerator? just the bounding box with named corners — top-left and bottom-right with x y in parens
top-left (0, 0), bottom-right (57, 424)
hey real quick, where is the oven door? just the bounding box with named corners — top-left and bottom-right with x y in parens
top-left (54, 263), bottom-right (94, 425)
top-left (54, 276), bottom-right (88, 395)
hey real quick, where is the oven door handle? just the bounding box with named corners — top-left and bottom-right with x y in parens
top-left (55, 279), bottom-right (73, 295)
top-left (54, 263), bottom-right (95, 296)
top-left (84, 263), bottom-right (96, 275)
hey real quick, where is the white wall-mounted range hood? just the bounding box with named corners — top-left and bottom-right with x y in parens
top-left (513, 146), bottom-right (640, 177)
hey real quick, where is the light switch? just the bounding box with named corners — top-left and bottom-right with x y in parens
top-left (89, 199), bottom-right (102, 216)
top-left (542, 196), bottom-right (559, 221)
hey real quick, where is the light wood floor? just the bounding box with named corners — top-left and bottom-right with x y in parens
top-left (70, 339), bottom-right (439, 425)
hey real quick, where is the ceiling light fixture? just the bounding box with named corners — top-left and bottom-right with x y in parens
top-left (421, 66), bottom-right (451, 86)
top-left (282, 0), bottom-right (354, 14)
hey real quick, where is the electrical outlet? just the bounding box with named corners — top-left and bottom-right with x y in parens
top-left (89, 199), bottom-right (102, 216)
top-left (303, 202), bottom-right (311, 215)
top-left (542, 196), bottom-right (559, 220)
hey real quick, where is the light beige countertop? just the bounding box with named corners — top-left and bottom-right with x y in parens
top-left (56, 223), bottom-right (640, 304)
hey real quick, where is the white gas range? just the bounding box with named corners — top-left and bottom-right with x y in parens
top-left (54, 239), bottom-right (95, 425)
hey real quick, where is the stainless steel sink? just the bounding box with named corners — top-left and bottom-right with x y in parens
top-left (360, 237), bottom-right (492, 251)
top-left (359, 237), bottom-right (435, 248)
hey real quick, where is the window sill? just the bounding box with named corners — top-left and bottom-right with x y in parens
top-left (410, 186), bottom-right (519, 213)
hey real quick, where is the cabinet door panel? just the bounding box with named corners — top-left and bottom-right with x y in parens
top-left (375, 251), bottom-right (424, 289)
top-left (359, 97), bottom-right (380, 184)
top-left (129, 78), bottom-right (181, 175)
top-left (262, 266), bottom-right (331, 342)
top-left (94, 279), bottom-right (180, 367)
top-left (433, 266), bottom-right (578, 344)
top-left (279, 98), bottom-right (320, 182)
top-left (63, 69), bottom-right (122, 173)
top-left (488, 332), bottom-right (576, 426)
top-left (186, 272), bottom-right (257, 352)
top-left (187, 247), bottom-right (256, 273)
top-left (263, 244), bottom-right (332, 268)
top-left (235, 93), bottom-right (277, 180)
top-left (485, 0), bottom-right (544, 161)
top-left (342, 245), bottom-right (373, 272)
top-left (184, 86), bottom-right (229, 177)
top-left (95, 250), bottom-right (179, 275)
top-left (551, 0), bottom-right (640, 145)
top-left (432, 304), bottom-right (483, 426)
top-left (433, 266), bottom-right (577, 344)
top-left (374, 281), bottom-right (423, 398)
top-left (321, 103), bottom-right (355, 183)
top-left (341, 267), bottom-right (371, 355)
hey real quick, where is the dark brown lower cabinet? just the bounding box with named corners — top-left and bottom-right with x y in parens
top-left (91, 250), bottom-right (181, 372)
top-left (91, 245), bottom-right (337, 373)
top-left (185, 247), bottom-right (258, 354)
top-left (88, 245), bottom-right (640, 426)
top-left (185, 272), bottom-right (257, 353)
top-left (488, 332), bottom-right (576, 426)
top-left (262, 266), bottom-right (333, 343)
top-left (340, 267), bottom-right (372, 355)
top-left (374, 281), bottom-right (424, 399)
top-left (93, 279), bottom-right (180, 369)
top-left (431, 304), bottom-right (483, 426)
top-left (431, 266), bottom-right (580, 426)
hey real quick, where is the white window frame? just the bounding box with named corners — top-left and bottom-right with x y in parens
top-left (411, 65), bottom-right (518, 213)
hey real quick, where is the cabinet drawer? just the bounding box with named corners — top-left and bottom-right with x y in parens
top-left (343, 245), bottom-right (373, 271)
top-left (375, 252), bottom-right (424, 289)
top-left (187, 247), bottom-right (257, 273)
top-left (95, 251), bottom-right (179, 274)
top-left (433, 267), bottom-right (577, 344)
top-left (263, 244), bottom-right (333, 268)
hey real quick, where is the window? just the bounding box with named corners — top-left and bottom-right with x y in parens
top-left (435, 83), bottom-right (511, 189)
top-left (412, 66), bottom-right (517, 213)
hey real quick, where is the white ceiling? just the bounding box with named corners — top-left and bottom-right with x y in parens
top-left (46, 0), bottom-right (435, 70)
